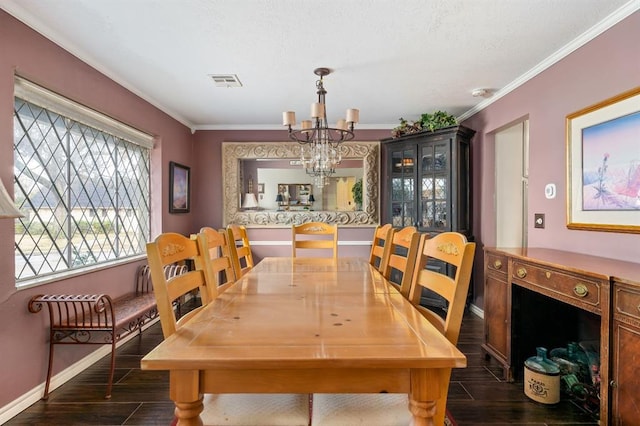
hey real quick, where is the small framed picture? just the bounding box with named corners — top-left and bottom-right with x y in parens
top-left (258, 183), bottom-right (265, 194)
top-left (169, 161), bottom-right (190, 213)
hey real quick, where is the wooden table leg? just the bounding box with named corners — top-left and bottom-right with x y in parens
top-left (175, 398), bottom-right (204, 426)
top-left (409, 369), bottom-right (443, 426)
top-left (409, 398), bottom-right (437, 426)
top-left (171, 370), bottom-right (203, 426)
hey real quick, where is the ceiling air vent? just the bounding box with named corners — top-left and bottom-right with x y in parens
top-left (209, 74), bottom-right (242, 88)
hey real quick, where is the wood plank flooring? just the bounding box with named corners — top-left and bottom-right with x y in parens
top-left (6, 310), bottom-right (599, 425)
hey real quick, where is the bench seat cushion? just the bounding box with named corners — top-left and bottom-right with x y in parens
top-left (112, 292), bottom-right (157, 329)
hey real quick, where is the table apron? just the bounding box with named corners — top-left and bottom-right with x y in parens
top-left (200, 368), bottom-right (417, 394)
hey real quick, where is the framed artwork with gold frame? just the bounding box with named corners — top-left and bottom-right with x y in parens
top-left (566, 87), bottom-right (640, 233)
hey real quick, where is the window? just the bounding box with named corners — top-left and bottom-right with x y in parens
top-left (13, 77), bottom-right (153, 284)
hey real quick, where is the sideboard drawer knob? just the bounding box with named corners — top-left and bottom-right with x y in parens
top-left (516, 267), bottom-right (527, 278)
top-left (493, 260), bottom-right (502, 270)
top-left (573, 284), bottom-right (589, 298)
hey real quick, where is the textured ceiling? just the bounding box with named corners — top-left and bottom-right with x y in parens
top-left (1, 0), bottom-right (637, 130)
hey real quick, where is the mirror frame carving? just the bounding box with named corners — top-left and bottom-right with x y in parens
top-left (222, 141), bottom-right (379, 227)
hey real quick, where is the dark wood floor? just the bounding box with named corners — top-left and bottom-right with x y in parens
top-left (7, 310), bottom-right (599, 425)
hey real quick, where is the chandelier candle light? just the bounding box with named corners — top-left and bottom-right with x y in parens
top-left (282, 67), bottom-right (359, 187)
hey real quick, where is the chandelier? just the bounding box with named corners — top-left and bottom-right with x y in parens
top-left (282, 67), bottom-right (359, 187)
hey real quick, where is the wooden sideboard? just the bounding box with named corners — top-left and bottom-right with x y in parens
top-left (482, 247), bottom-right (640, 425)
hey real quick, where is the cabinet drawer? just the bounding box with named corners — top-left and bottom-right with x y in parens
top-left (614, 284), bottom-right (640, 323)
top-left (511, 261), bottom-right (601, 310)
top-left (486, 252), bottom-right (507, 277)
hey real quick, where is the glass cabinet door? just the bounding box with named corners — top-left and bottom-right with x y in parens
top-left (420, 141), bottom-right (449, 232)
top-left (382, 125), bottom-right (473, 235)
top-left (390, 147), bottom-right (415, 228)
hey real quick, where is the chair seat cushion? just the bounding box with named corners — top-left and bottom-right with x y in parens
top-left (311, 393), bottom-right (409, 426)
top-left (201, 393), bottom-right (310, 426)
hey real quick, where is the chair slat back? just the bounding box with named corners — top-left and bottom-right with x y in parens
top-left (226, 224), bottom-right (255, 278)
top-left (292, 222), bottom-right (338, 259)
top-left (381, 226), bottom-right (420, 298)
top-left (198, 227), bottom-right (237, 297)
top-left (369, 224), bottom-right (394, 273)
top-left (146, 232), bottom-right (216, 338)
top-left (408, 231), bottom-right (476, 345)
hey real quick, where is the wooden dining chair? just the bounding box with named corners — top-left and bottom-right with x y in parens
top-left (198, 226), bottom-right (237, 297)
top-left (292, 221), bottom-right (338, 259)
top-left (146, 232), bottom-right (311, 426)
top-left (368, 223), bottom-right (394, 273)
top-left (226, 224), bottom-right (255, 278)
top-left (408, 231), bottom-right (476, 345)
top-left (145, 232), bottom-right (216, 339)
top-left (405, 231), bottom-right (476, 425)
top-left (380, 225), bottom-right (421, 298)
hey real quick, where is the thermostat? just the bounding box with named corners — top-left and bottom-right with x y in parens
top-left (545, 183), bottom-right (556, 199)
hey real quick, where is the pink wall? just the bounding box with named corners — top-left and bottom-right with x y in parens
top-left (462, 11), bottom-right (640, 307)
top-left (0, 11), bottom-right (193, 409)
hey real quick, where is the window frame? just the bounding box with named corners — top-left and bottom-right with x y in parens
top-left (13, 76), bottom-right (154, 287)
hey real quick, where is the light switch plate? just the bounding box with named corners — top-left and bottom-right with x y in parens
top-left (534, 213), bottom-right (545, 229)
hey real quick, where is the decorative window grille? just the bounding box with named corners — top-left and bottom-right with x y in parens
top-left (12, 77), bottom-right (153, 284)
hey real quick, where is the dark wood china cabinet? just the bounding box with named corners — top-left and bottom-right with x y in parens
top-left (380, 125), bottom-right (474, 237)
top-left (380, 125), bottom-right (475, 309)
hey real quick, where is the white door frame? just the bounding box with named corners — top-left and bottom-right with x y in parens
top-left (495, 120), bottom-right (529, 247)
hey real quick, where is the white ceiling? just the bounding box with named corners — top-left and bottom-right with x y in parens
top-left (1, 0), bottom-right (637, 131)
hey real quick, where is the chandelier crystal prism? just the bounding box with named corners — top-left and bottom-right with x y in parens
top-left (282, 67), bottom-right (359, 187)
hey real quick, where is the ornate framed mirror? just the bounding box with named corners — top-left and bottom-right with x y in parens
top-left (222, 141), bottom-right (379, 227)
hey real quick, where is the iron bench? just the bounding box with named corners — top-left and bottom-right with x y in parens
top-left (28, 263), bottom-right (186, 399)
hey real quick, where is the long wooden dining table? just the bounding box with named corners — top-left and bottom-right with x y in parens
top-left (141, 257), bottom-right (466, 426)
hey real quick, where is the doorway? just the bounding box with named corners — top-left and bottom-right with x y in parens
top-left (495, 120), bottom-right (529, 247)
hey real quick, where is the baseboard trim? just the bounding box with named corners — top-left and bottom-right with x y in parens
top-left (469, 303), bottom-right (484, 319)
top-left (0, 317), bottom-right (159, 424)
top-left (249, 240), bottom-right (371, 246)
